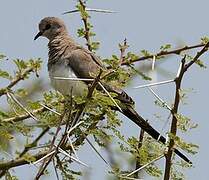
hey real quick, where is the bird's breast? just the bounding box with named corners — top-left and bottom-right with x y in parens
top-left (48, 60), bottom-right (87, 96)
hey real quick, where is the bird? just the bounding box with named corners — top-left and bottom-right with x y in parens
top-left (34, 17), bottom-right (191, 164)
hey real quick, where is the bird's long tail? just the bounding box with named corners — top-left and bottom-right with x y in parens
top-left (122, 106), bottom-right (192, 164)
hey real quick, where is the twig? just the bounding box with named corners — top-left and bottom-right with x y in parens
top-left (0, 67), bottom-right (34, 97)
top-left (135, 128), bottom-right (145, 178)
top-left (118, 176), bottom-right (143, 180)
top-left (184, 41), bottom-right (209, 71)
top-left (7, 92), bottom-right (39, 122)
top-left (19, 127), bottom-right (50, 158)
top-left (121, 43), bottom-right (205, 65)
top-left (119, 38), bottom-right (129, 65)
top-left (52, 158), bottom-right (60, 180)
top-left (67, 121), bottom-right (84, 159)
top-left (79, 0), bottom-right (92, 51)
top-left (35, 106), bottom-right (67, 179)
top-left (164, 42), bottom-right (209, 179)
top-left (163, 56), bottom-right (186, 180)
top-left (1, 102), bottom-right (62, 124)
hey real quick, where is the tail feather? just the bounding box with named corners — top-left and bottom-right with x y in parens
top-left (122, 106), bottom-right (192, 164)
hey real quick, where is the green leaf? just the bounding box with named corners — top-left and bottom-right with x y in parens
top-left (201, 36), bottom-right (209, 44)
top-left (22, 153), bottom-right (36, 163)
top-left (15, 88), bottom-right (28, 97)
top-left (0, 69), bottom-right (10, 79)
top-left (77, 28), bottom-right (85, 37)
top-left (141, 49), bottom-right (151, 57)
top-left (91, 41), bottom-right (100, 50)
top-left (14, 59), bottom-right (27, 72)
top-left (160, 44), bottom-right (172, 51)
top-left (195, 59), bottom-right (207, 68)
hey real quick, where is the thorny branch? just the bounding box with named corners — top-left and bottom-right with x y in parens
top-left (121, 43), bottom-right (205, 66)
top-left (163, 42), bottom-right (209, 180)
top-left (79, 0), bottom-right (92, 51)
top-left (0, 67), bottom-right (35, 97)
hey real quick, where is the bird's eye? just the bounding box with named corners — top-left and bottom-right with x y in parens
top-left (45, 24), bottom-right (51, 30)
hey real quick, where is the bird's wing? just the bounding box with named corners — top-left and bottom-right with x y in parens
top-left (76, 46), bottom-right (106, 69)
top-left (66, 48), bottom-right (101, 79)
top-left (65, 47), bottom-right (134, 104)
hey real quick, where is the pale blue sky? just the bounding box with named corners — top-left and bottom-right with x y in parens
top-left (0, 0), bottom-right (209, 179)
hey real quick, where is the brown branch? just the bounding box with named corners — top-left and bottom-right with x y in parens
top-left (19, 127), bottom-right (50, 158)
top-left (121, 43), bottom-right (205, 66)
top-left (164, 42), bottom-right (209, 179)
top-left (0, 67), bottom-right (34, 97)
top-left (1, 107), bottom-right (46, 124)
top-left (184, 41), bottom-right (209, 71)
top-left (163, 56), bottom-right (186, 180)
top-left (79, 0), bottom-right (92, 51)
top-left (134, 128), bottom-right (145, 178)
top-left (119, 38), bottom-right (129, 65)
top-left (35, 105), bottom-right (67, 179)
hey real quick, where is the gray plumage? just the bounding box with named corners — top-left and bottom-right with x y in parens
top-left (34, 17), bottom-right (191, 164)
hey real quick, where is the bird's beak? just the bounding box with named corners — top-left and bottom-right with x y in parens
top-left (34, 31), bottom-right (43, 40)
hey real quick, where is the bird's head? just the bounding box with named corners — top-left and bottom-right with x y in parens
top-left (34, 17), bottom-right (68, 41)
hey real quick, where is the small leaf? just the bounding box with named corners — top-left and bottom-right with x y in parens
top-left (22, 153), bottom-right (36, 163)
top-left (0, 69), bottom-right (10, 79)
top-left (201, 36), bottom-right (209, 44)
top-left (141, 49), bottom-right (151, 57)
top-left (195, 59), bottom-right (207, 68)
top-left (160, 44), bottom-right (172, 51)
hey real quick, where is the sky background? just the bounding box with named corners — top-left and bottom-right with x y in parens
top-left (0, 0), bottom-right (209, 179)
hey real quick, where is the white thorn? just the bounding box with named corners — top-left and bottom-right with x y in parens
top-left (53, 77), bottom-right (94, 81)
top-left (134, 79), bottom-right (175, 89)
top-left (126, 154), bottom-right (164, 177)
top-left (98, 82), bottom-right (122, 112)
top-left (152, 55), bottom-right (156, 70)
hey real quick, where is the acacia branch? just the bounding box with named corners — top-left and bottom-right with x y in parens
top-left (163, 56), bottom-right (186, 180)
top-left (79, 0), bottom-right (92, 51)
top-left (121, 43), bottom-right (205, 65)
top-left (1, 107), bottom-right (46, 124)
top-left (164, 42), bottom-right (209, 179)
top-left (0, 67), bottom-right (34, 97)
